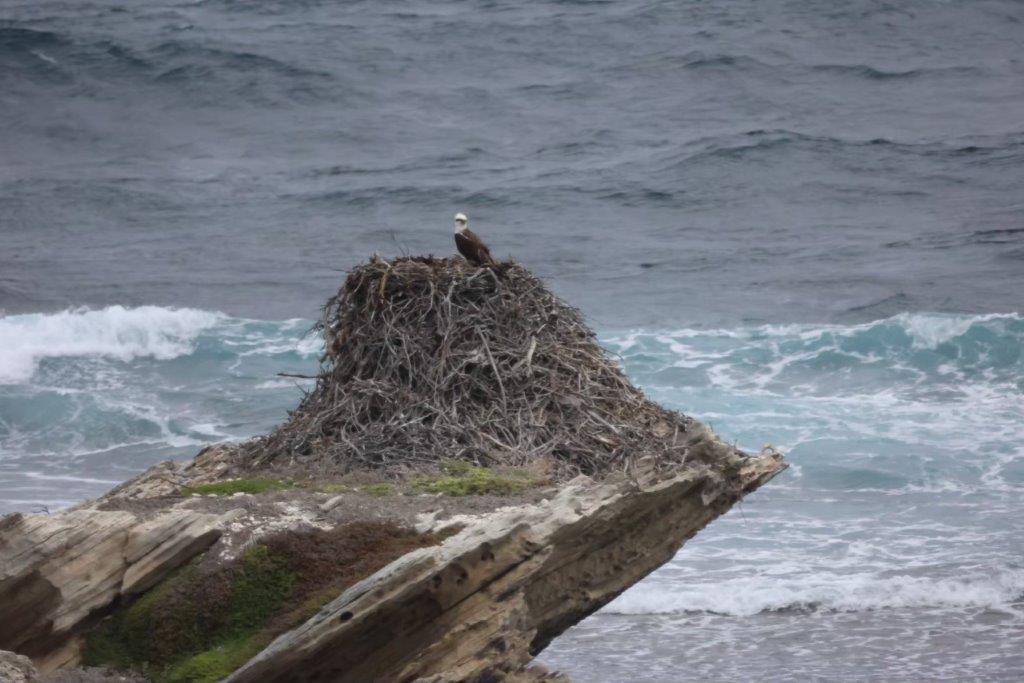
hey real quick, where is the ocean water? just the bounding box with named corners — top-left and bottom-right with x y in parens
top-left (2, 309), bottom-right (1022, 680)
top-left (542, 313), bottom-right (1024, 681)
top-left (2, 0), bottom-right (1023, 680)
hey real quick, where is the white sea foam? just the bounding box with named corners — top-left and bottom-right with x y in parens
top-left (609, 312), bottom-right (1021, 351)
top-left (21, 472), bottom-right (121, 485)
top-left (604, 570), bottom-right (1024, 617)
top-left (30, 49), bottom-right (58, 65)
top-left (0, 306), bottom-right (223, 384)
top-left (294, 333), bottom-right (323, 356)
top-left (256, 378), bottom-right (315, 389)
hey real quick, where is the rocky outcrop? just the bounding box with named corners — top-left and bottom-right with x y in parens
top-left (0, 508), bottom-right (224, 672)
top-left (1, 257), bottom-right (789, 680)
top-left (0, 433), bottom-right (783, 681)
top-left (0, 443), bottom-right (783, 683)
top-left (79, 445), bottom-right (238, 506)
top-left (0, 649), bottom-right (38, 683)
top-left (227, 446), bottom-right (785, 682)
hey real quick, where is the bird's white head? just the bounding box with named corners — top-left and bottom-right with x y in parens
top-left (454, 212), bottom-right (468, 234)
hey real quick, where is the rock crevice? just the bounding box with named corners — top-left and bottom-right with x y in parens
top-left (0, 508), bottom-right (225, 672)
top-left (226, 448), bottom-right (784, 682)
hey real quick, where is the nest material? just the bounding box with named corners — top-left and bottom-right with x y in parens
top-left (246, 256), bottom-right (695, 477)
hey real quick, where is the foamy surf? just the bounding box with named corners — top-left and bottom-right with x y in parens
top-left (0, 305), bottom-right (224, 384)
top-left (0, 305), bottom-right (325, 513)
top-left (537, 311), bottom-right (1024, 680)
top-left (1, 308), bottom-right (1022, 679)
top-left (1, 309), bottom-right (1022, 504)
top-left (604, 570), bottom-right (1024, 617)
top-left (606, 312), bottom-right (1020, 347)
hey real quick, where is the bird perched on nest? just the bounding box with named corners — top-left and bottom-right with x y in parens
top-left (453, 212), bottom-right (497, 267)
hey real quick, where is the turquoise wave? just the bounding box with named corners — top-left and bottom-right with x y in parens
top-left (1, 308), bottom-right (1021, 505)
top-left (1, 304), bottom-right (1022, 668)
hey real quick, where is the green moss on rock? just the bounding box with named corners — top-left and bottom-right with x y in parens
top-left (84, 545), bottom-right (295, 682)
top-left (412, 462), bottom-right (543, 496)
top-left (225, 546), bottom-right (296, 632)
top-left (85, 522), bottom-right (445, 681)
top-left (314, 483), bottom-right (354, 494)
top-left (360, 483), bottom-right (394, 497)
top-left (163, 637), bottom-right (268, 683)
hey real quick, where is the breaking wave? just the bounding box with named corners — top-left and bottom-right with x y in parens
top-left (2, 309), bottom-right (1022, 633)
top-left (0, 306), bottom-right (224, 385)
top-left (606, 311), bottom-right (1024, 400)
top-left (605, 570), bottom-right (1024, 617)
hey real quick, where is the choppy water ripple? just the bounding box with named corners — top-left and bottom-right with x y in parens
top-left (2, 0), bottom-right (1023, 327)
top-left (540, 312), bottom-right (1024, 680)
top-left (0, 306), bottom-right (318, 508)
top-left (1, 309), bottom-right (1022, 681)
top-left (3, 0), bottom-right (1024, 678)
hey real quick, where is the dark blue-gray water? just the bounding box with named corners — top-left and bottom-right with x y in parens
top-left (2, 1), bottom-right (1023, 680)
top-left (3, 0), bottom-right (1023, 328)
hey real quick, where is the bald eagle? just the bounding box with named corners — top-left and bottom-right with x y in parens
top-left (453, 212), bottom-right (496, 267)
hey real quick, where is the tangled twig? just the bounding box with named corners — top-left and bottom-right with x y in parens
top-left (243, 256), bottom-right (696, 478)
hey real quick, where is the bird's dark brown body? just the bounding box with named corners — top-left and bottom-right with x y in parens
top-left (455, 228), bottom-right (495, 267)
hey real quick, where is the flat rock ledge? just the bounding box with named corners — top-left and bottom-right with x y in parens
top-left (0, 432), bottom-right (784, 681)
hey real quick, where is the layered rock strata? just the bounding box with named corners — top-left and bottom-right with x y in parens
top-left (227, 440), bottom-right (784, 681)
top-left (1, 438), bottom-right (783, 681)
top-left (0, 507), bottom-right (223, 672)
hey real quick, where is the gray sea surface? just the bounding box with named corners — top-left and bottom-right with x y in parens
top-left (3, 0), bottom-right (1023, 328)
top-left (2, 1), bottom-right (1023, 680)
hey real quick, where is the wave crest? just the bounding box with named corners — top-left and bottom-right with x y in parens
top-left (0, 306), bottom-right (223, 384)
top-left (605, 570), bottom-right (1024, 617)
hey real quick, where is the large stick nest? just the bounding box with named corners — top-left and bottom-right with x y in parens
top-left (246, 256), bottom-right (698, 478)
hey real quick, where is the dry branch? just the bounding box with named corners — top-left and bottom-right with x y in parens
top-left (244, 256), bottom-right (699, 478)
